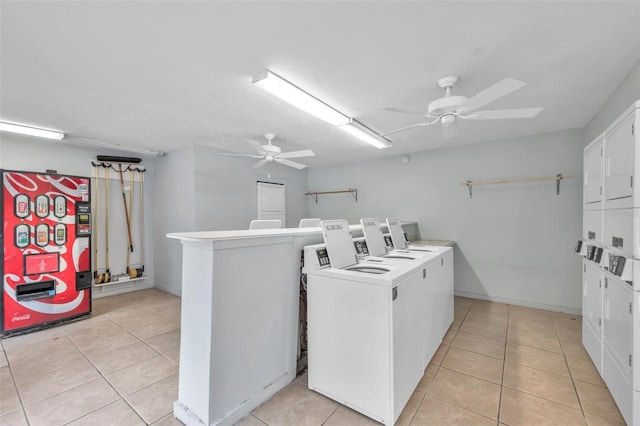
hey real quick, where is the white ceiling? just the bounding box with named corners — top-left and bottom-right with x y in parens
top-left (1, 1), bottom-right (639, 167)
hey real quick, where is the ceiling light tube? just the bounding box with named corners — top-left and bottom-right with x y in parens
top-left (339, 119), bottom-right (392, 149)
top-left (253, 70), bottom-right (350, 126)
top-left (64, 136), bottom-right (165, 157)
top-left (0, 121), bottom-right (65, 140)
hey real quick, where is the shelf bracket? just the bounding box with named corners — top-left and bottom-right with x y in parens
top-left (556, 173), bottom-right (563, 195)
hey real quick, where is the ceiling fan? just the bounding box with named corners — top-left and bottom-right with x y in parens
top-left (219, 133), bottom-right (315, 169)
top-left (382, 75), bottom-right (543, 140)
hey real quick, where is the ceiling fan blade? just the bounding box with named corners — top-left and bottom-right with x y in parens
top-left (381, 118), bottom-right (439, 136)
top-left (218, 152), bottom-right (263, 158)
top-left (278, 149), bottom-right (315, 159)
top-left (383, 106), bottom-right (430, 116)
top-left (275, 158), bottom-right (307, 169)
top-left (247, 139), bottom-right (267, 154)
top-left (442, 123), bottom-right (458, 140)
top-left (460, 107), bottom-right (543, 120)
top-left (458, 78), bottom-right (527, 114)
top-left (252, 159), bottom-right (268, 168)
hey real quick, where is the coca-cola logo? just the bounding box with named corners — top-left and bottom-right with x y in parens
top-left (12, 313), bottom-right (31, 322)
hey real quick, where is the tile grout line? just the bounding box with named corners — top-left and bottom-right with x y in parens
top-left (496, 303), bottom-right (510, 425)
top-left (553, 317), bottom-right (588, 423)
top-left (1, 344), bottom-right (32, 426)
top-left (61, 318), bottom-right (150, 425)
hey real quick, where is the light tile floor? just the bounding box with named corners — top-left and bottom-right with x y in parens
top-left (0, 290), bottom-right (626, 425)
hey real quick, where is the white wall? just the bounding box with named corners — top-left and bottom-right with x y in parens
top-left (584, 58), bottom-right (640, 143)
top-left (193, 144), bottom-right (308, 230)
top-left (0, 135), bottom-right (156, 297)
top-left (307, 129), bottom-right (584, 313)
top-left (152, 145), bottom-right (196, 296)
top-left (152, 144), bottom-right (308, 296)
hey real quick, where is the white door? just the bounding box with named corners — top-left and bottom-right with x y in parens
top-left (584, 139), bottom-right (604, 204)
top-left (583, 261), bottom-right (602, 338)
top-left (257, 182), bottom-right (285, 224)
top-left (605, 114), bottom-right (635, 201)
top-left (603, 273), bottom-right (633, 378)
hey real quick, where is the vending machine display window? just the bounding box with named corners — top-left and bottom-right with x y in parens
top-left (24, 252), bottom-right (60, 276)
top-left (14, 224), bottom-right (30, 248)
top-left (54, 196), bottom-right (67, 218)
top-left (35, 223), bottom-right (49, 247)
top-left (54, 223), bottom-right (67, 246)
top-left (35, 195), bottom-right (49, 218)
top-left (14, 194), bottom-right (30, 218)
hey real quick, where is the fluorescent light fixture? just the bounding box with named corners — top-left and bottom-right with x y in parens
top-left (253, 70), bottom-right (350, 126)
top-left (339, 119), bottom-right (392, 149)
top-left (64, 136), bottom-right (165, 157)
top-left (0, 121), bottom-right (65, 140)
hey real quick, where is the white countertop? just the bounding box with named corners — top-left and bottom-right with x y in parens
top-left (167, 222), bottom-right (420, 242)
top-left (167, 225), bottom-right (346, 242)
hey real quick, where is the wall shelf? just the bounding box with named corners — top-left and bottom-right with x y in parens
top-left (305, 188), bottom-right (358, 204)
top-left (461, 173), bottom-right (571, 198)
top-left (93, 276), bottom-right (147, 287)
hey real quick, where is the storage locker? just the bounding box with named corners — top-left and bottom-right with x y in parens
top-left (583, 260), bottom-right (603, 373)
top-left (584, 137), bottom-right (604, 207)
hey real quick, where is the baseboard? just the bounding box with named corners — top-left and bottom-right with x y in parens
top-left (453, 290), bottom-right (582, 316)
top-left (174, 372), bottom-right (293, 426)
top-left (92, 280), bottom-right (154, 298)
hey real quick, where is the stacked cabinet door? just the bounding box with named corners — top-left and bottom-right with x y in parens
top-left (602, 273), bottom-right (633, 425)
top-left (582, 260), bottom-right (603, 373)
top-left (584, 138), bottom-right (604, 206)
top-left (605, 114), bottom-right (635, 204)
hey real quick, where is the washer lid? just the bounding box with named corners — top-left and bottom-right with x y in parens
top-left (321, 219), bottom-right (357, 269)
top-left (361, 217), bottom-right (387, 257)
top-left (386, 217), bottom-right (407, 249)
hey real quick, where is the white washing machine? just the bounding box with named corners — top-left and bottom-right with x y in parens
top-left (385, 217), bottom-right (455, 340)
top-left (303, 220), bottom-right (426, 426)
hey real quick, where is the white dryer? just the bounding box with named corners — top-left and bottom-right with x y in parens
top-left (303, 220), bottom-right (426, 426)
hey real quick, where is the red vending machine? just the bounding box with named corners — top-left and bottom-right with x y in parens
top-left (1, 170), bottom-right (92, 335)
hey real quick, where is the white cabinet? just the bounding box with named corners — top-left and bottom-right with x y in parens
top-left (582, 100), bottom-right (640, 426)
top-left (584, 138), bottom-right (604, 207)
top-left (602, 271), bottom-right (634, 425)
top-left (307, 268), bottom-right (425, 425)
top-left (605, 114), bottom-right (635, 203)
top-left (583, 260), bottom-right (603, 373)
top-left (603, 273), bottom-right (633, 379)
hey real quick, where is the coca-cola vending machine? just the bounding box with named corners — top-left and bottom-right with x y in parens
top-left (1, 170), bottom-right (92, 335)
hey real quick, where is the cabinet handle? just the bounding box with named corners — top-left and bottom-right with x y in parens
top-left (604, 299), bottom-right (610, 319)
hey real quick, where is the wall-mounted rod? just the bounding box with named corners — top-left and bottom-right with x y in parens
top-left (305, 188), bottom-right (358, 204)
top-left (461, 174), bottom-right (571, 198)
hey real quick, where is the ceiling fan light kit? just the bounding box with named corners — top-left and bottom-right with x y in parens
top-left (253, 69), bottom-right (392, 150)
